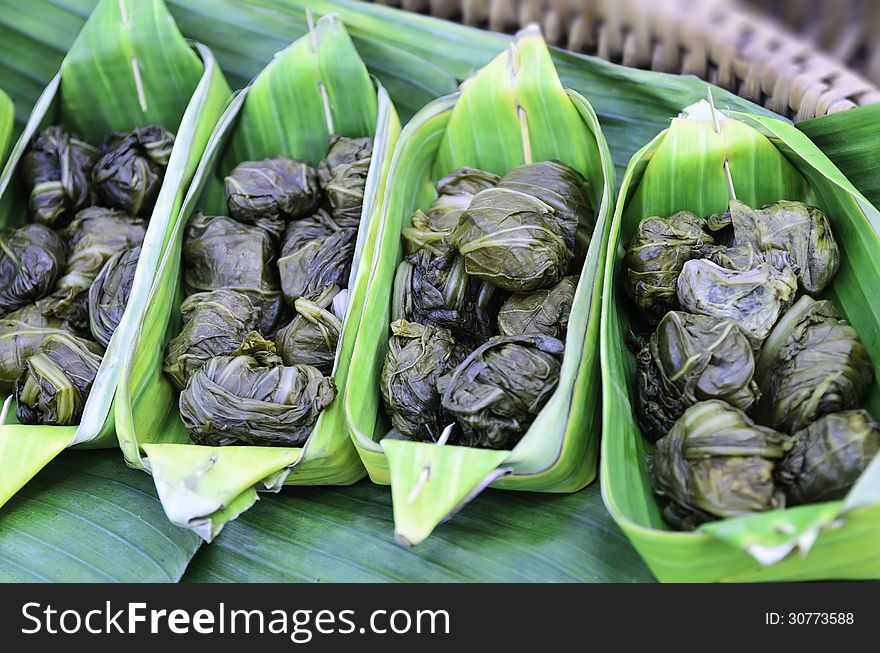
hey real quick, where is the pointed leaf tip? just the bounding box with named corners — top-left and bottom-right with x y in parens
top-left (382, 439), bottom-right (509, 545)
top-left (515, 23), bottom-right (543, 40)
top-left (143, 443), bottom-right (299, 539)
top-left (0, 425), bottom-right (75, 507)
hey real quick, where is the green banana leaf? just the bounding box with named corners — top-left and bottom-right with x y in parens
top-left (345, 26), bottom-right (615, 545)
top-left (1, 0), bottom-right (790, 177)
top-left (17, 1), bottom-right (875, 208)
top-left (0, 0), bottom-right (230, 510)
top-left (0, 447), bottom-right (654, 583)
top-left (114, 14), bottom-right (401, 541)
top-left (0, 88), bottom-right (11, 165)
top-left (798, 104), bottom-right (880, 210)
top-left (1, 0), bottom-right (878, 581)
top-left (601, 99), bottom-right (880, 582)
top-left (182, 479), bottom-right (654, 582)
top-left (0, 450), bottom-right (200, 582)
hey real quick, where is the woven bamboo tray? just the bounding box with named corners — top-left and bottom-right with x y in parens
top-left (371, 0), bottom-right (880, 120)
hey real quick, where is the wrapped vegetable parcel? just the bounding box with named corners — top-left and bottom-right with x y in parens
top-left (183, 212), bottom-right (284, 334)
top-left (650, 400), bottom-right (790, 529)
top-left (318, 135), bottom-right (372, 223)
top-left (274, 284), bottom-right (343, 375)
top-left (635, 312), bottom-right (761, 442)
top-left (392, 250), bottom-right (497, 346)
top-left (440, 334), bottom-right (564, 449)
top-left (436, 167), bottom-right (501, 197)
top-left (497, 160), bottom-right (594, 255)
top-left (449, 161), bottom-right (591, 292)
top-left (756, 296), bottom-right (874, 433)
top-left (0, 223), bottom-right (66, 316)
top-left (424, 166), bottom-right (500, 232)
top-left (15, 332), bottom-right (103, 425)
top-left (401, 210), bottom-right (454, 259)
top-left (0, 307), bottom-right (70, 391)
top-left (622, 211), bottom-right (714, 323)
top-left (92, 125), bottom-right (175, 217)
top-left (88, 246), bottom-right (140, 348)
top-left (224, 157), bottom-right (320, 237)
top-left (179, 345), bottom-right (337, 447)
top-left (452, 189), bottom-right (569, 292)
top-left (60, 207), bottom-right (146, 286)
top-left (40, 207), bottom-right (146, 334)
top-left (380, 319), bottom-right (467, 442)
top-left (779, 410), bottom-right (880, 505)
top-left (401, 168), bottom-right (501, 260)
top-left (450, 161), bottom-right (592, 292)
top-left (497, 275), bottom-right (577, 339)
top-left (677, 259), bottom-right (797, 346)
top-left (163, 289), bottom-right (261, 390)
top-left (277, 220), bottom-right (356, 306)
top-left (707, 200), bottom-right (839, 294)
top-left (22, 125), bottom-right (100, 227)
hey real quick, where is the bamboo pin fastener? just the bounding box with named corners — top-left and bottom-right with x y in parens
top-left (707, 89), bottom-right (737, 202)
top-left (307, 7), bottom-right (336, 136)
top-left (406, 423), bottom-right (454, 504)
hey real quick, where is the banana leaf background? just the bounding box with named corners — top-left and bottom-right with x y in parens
top-left (0, 0), bottom-right (876, 582)
top-left (0, 88), bottom-right (12, 165)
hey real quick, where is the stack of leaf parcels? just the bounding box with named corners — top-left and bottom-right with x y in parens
top-left (381, 161), bottom-right (594, 450)
top-left (0, 124), bottom-right (174, 424)
top-left (623, 199), bottom-right (879, 529)
top-left (164, 135), bottom-right (372, 447)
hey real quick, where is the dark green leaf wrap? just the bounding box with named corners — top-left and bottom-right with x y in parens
top-left (401, 210), bottom-right (455, 259)
top-left (14, 332), bottom-right (103, 426)
top-left (0, 223), bottom-right (66, 316)
top-left (278, 219), bottom-right (356, 307)
top-left (676, 259), bottom-right (798, 347)
top-left (425, 166), bottom-right (500, 232)
top-left (60, 207), bottom-right (146, 288)
top-left (708, 200), bottom-right (839, 294)
top-left (440, 334), bottom-right (565, 450)
top-left (380, 319), bottom-right (467, 442)
top-left (452, 162), bottom-right (589, 292)
top-left (650, 400), bottom-right (790, 529)
top-left (0, 305), bottom-right (70, 392)
top-left (496, 160), bottom-right (593, 256)
top-left (635, 312), bottom-right (761, 442)
top-left (163, 289), bottom-right (261, 391)
top-left (92, 125), bottom-right (174, 217)
top-left (224, 157), bottom-right (320, 237)
top-left (183, 212), bottom-right (285, 334)
top-left (38, 207), bottom-right (146, 335)
top-left (779, 410), bottom-right (880, 505)
top-left (497, 275), bottom-right (577, 339)
top-left (622, 211), bottom-right (714, 323)
top-left (435, 166), bottom-right (501, 199)
top-left (179, 347), bottom-right (337, 447)
top-left (756, 296), bottom-right (875, 433)
top-left (88, 245), bottom-right (140, 348)
top-left (401, 168), bottom-right (500, 261)
top-left (23, 289), bottom-right (92, 339)
top-left (274, 284), bottom-right (343, 375)
top-left (22, 125), bottom-right (100, 227)
top-left (392, 250), bottom-right (497, 346)
top-left (318, 135), bottom-right (372, 223)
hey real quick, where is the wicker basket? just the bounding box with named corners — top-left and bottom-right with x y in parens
top-left (746, 0), bottom-right (880, 86)
top-left (371, 0), bottom-right (880, 120)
